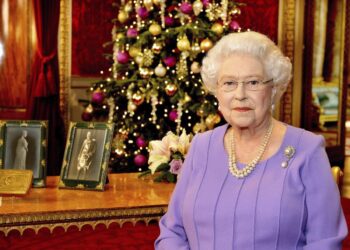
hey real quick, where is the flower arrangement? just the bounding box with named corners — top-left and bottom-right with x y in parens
top-left (139, 130), bottom-right (192, 183)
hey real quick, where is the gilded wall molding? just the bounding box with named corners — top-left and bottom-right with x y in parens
top-left (0, 205), bottom-right (167, 236)
top-left (277, 0), bottom-right (297, 125)
top-left (58, 0), bottom-right (72, 129)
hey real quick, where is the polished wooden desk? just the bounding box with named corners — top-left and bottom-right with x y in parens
top-left (0, 173), bottom-right (175, 236)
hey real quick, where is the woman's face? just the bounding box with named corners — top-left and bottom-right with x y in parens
top-left (216, 53), bottom-right (273, 129)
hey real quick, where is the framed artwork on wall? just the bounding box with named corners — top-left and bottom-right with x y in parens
top-left (59, 122), bottom-right (114, 191)
top-left (0, 120), bottom-right (48, 187)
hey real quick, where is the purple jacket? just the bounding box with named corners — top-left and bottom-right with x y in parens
top-left (155, 124), bottom-right (347, 250)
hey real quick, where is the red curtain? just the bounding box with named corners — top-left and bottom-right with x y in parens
top-left (236, 0), bottom-right (279, 42)
top-left (28, 0), bottom-right (65, 175)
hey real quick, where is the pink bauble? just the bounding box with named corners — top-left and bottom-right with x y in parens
top-left (136, 137), bottom-right (147, 148)
top-left (117, 51), bottom-right (129, 64)
top-left (163, 56), bottom-right (177, 67)
top-left (81, 111), bottom-right (93, 121)
top-left (229, 20), bottom-right (240, 31)
top-left (179, 2), bottom-right (192, 14)
top-left (134, 154), bottom-right (147, 167)
top-left (137, 7), bottom-right (149, 20)
top-left (91, 91), bottom-right (105, 104)
top-left (202, 0), bottom-right (210, 8)
top-left (165, 16), bottom-right (175, 26)
top-left (126, 28), bottom-right (138, 38)
top-left (169, 110), bottom-right (178, 121)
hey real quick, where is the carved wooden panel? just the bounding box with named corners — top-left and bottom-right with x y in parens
top-left (0, 0), bottom-right (35, 119)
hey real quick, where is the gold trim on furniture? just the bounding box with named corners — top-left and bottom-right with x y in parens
top-left (0, 174), bottom-right (174, 236)
top-left (0, 205), bottom-right (167, 236)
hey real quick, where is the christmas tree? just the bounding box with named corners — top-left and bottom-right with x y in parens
top-left (83, 0), bottom-right (245, 173)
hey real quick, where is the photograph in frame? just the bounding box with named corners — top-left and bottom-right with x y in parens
top-left (0, 120), bottom-right (48, 187)
top-left (59, 122), bottom-right (114, 191)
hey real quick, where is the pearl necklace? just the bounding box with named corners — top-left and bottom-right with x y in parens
top-left (228, 122), bottom-right (273, 178)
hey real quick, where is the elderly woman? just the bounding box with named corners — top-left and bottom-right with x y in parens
top-left (155, 31), bottom-right (347, 249)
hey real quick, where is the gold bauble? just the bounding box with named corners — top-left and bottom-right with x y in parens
top-left (155, 63), bottom-right (167, 77)
top-left (165, 83), bottom-right (178, 96)
top-left (196, 108), bottom-right (204, 117)
top-left (230, 6), bottom-right (241, 15)
top-left (115, 147), bottom-right (125, 157)
top-left (86, 104), bottom-right (93, 113)
top-left (177, 35), bottom-right (191, 52)
top-left (183, 94), bottom-right (192, 103)
top-left (120, 130), bottom-right (129, 140)
top-left (205, 114), bottom-right (221, 129)
top-left (139, 67), bottom-right (152, 79)
top-left (129, 46), bottom-right (141, 58)
top-left (190, 42), bottom-right (201, 58)
top-left (193, 122), bottom-right (206, 133)
top-left (190, 61), bottom-right (201, 73)
top-left (116, 33), bottom-right (125, 40)
top-left (213, 113), bottom-right (221, 124)
top-left (152, 0), bottom-right (163, 6)
top-left (124, 3), bottom-right (133, 13)
top-left (128, 101), bottom-right (137, 112)
top-left (118, 10), bottom-right (128, 23)
top-left (144, 0), bottom-right (153, 10)
top-left (135, 54), bottom-right (144, 65)
top-left (211, 23), bottom-right (224, 35)
top-left (200, 38), bottom-right (213, 52)
top-left (193, 0), bottom-right (203, 16)
top-left (132, 92), bottom-right (145, 106)
top-left (152, 42), bottom-right (163, 54)
top-left (149, 23), bottom-right (162, 36)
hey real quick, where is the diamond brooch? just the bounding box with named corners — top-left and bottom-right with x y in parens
top-left (281, 146), bottom-right (295, 168)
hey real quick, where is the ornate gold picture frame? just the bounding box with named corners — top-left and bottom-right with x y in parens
top-left (0, 120), bottom-right (48, 187)
top-left (0, 169), bottom-right (33, 196)
top-left (59, 122), bottom-right (114, 191)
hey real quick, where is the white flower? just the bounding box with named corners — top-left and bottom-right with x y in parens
top-left (147, 130), bottom-right (192, 174)
top-left (177, 130), bottom-right (191, 155)
top-left (148, 140), bottom-right (169, 174)
top-left (148, 154), bottom-right (169, 174)
top-left (163, 131), bottom-right (179, 153)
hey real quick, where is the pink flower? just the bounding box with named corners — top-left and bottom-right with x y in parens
top-left (169, 159), bottom-right (183, 175)
top-left (148, 130), bottom-right (191, 174)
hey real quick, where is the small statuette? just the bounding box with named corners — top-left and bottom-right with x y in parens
top-left (281, 146), bottom-right (296, 169)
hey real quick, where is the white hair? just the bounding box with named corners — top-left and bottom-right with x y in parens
top-left (200, 31), bottom-right (292, 101)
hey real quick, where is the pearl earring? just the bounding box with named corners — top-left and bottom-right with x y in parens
top-left (272, 88), bottom-right (277, 99)
top-left (271, 88), bottom-right (277, 112)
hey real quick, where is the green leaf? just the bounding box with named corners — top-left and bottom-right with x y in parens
top-left (166, 172), bottom-right (176, 183)
top-left (154, 172), bottom-right (167, 182)
top-left (138, 169), bottom-right (151, 178)
top-left (171, 152), bottom-right (183, 159)
top-left (155, 163), bottom-right (170, 172)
